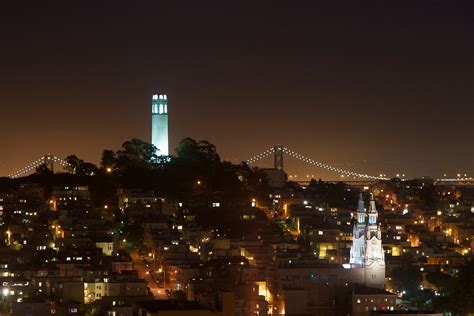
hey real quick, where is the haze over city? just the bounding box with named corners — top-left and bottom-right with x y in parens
top-left (1, 2), bottom-right (474, 316)
top-left (1, 2), bottom-right (472, 178)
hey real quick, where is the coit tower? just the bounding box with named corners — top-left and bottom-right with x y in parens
top-left (151, 93), bottom-right (169, 156)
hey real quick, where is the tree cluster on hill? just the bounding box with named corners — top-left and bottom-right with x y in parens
top-left (432, 259), bottom-right (474, 313)
top-left (2, 138), bottom-right (268, 210)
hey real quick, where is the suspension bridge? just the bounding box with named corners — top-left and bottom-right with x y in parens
top-left (246, 145), bottom-right (389, 181)
top-left (7, 154), bottom-right (75, 178)
top-left (244, 145), bottom-right (472, 185)
top-left (5, 146), bottom-right (473, 185)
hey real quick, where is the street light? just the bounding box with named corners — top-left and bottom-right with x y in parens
top-left (158, 267), bottom-right (166, 288)
top-left (6, 230), bottom-right (11, 246)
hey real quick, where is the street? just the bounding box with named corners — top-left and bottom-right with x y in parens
top-left (129, 249), bottom-right (169, 299)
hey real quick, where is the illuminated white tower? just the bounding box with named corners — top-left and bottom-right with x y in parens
top-left (364, 194), bottom-right (386, 289)
top-left (350, 194), bottom-right (366, 266)
top-left (151, 93), bottom-right (169, 156)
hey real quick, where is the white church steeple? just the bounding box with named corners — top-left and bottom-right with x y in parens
top-left (349, 194), bottom-right (367, 266)
top-left (368, 194), bottom-right (378, 225)
top-left (364, 193), bottom-right (385, 289)
top-left (348, 193), bottom-right (386, 289)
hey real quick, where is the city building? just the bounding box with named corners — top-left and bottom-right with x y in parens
top-left (352, 287), bottom-right (397, 316)
top-left (151, 93), bottom-right (169, 156)
top-left (348, 194), bottom-right (386, 289)
top-left (134, 300), bottom-right (221, 316)
top-left (270, 195), bottom-right (387, 315)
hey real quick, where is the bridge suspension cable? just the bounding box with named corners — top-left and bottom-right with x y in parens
top-left (8, 155), bottom-right (75, 179)
top-left (280, 147), bottom-right (389, 180)
top-left (246, 147), bottom-right (276, 165)
top-left (246, 145), bottom-right (389, 180)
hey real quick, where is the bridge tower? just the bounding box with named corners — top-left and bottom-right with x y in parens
top-left (43, 155), bottom-right (55, 172)
top-left (273, 145), bottom-right (284, 170)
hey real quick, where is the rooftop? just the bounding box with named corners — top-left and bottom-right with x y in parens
top-left (136, 300), bottom-right (210, 312)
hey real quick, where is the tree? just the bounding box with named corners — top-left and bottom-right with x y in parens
top-left (175, 138), bottom-right (220, 163)
top-left (120, 139), bottom-right (157, 162)
top-left (391, 266), bottom-right (422, 295)
top-left (36, 164), bottom-right (53, 175)
top-left (175, 137), bottom-right (199, 160)
top-left (237, 163), bottom-right (268, 189)
top-left (100, 150), bottom-right (116, 169)
top-left (433, 259), bottom-right (474, 313)
top-left (65, 155), bottom-right (82, 173)
top-left (64, 155), bottom-right (98, 176)
top-left (196, 140), bottom-right (220, 162)
top-left (409, 288), bottom-right (435, 310)
top-left (124, 223), bottom-right (144, 246)
top-left (116, 139), bottom-right (157, 170)
top-left (80, 162), bottom-right (99, 176)
top-left (425, 271), bottom-right (452, 292)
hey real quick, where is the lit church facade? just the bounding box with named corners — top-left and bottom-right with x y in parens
top-left (348, 193), bottom-right (386, 289)
top-left (272, 194), bottom-right (386, 315)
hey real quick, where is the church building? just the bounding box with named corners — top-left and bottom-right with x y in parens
top-left (348, 193), bottom-right (386, 289)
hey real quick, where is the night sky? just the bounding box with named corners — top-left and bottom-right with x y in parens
top-left (1, 2), bottom-right (472, 179)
